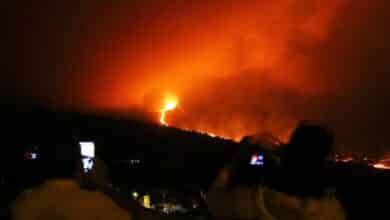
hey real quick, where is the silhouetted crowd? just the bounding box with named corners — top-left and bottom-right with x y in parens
top-left (10, 122), bottom-right (346, 220)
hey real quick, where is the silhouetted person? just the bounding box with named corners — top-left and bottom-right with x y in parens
top-left (207, 141), bottom-right (267, 220)
top-left (257, 122), bottom-right (346, 220)
top-left (12, 137), bottom-right (130, 220)
top-left (207, 122), bottom-right (346, 220)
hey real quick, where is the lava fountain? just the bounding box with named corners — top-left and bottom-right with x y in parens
top-left (159, 96), bottom-right (178, 126)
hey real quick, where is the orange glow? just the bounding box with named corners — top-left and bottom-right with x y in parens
top-left (207, 132), bottom-right (216, 138)
top-left (159, 96), bottom-right (178, 126)
top-left (79, 1), bottom-right (354, 143)
top-left (341, 157), bottom-right (354, 163)
top-left (373, 163), bottom-right (390, 170)
top-left (5, 1), bottom-right (390, 159)
top-left (372, 159), bottom-right (390, 170)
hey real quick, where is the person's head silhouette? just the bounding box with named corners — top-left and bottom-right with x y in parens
top-left (284, 122), bottom-right (334, 169)
top-left (39, 136), bottom-right (81, 180)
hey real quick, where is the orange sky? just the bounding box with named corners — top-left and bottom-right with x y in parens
top-left (81, 0), bottom-right (350, 141)
top-left (4, 0), bottom-right (390, 155)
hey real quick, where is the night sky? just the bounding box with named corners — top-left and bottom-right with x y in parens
top-left (3, 1), bottom-right (390, 156)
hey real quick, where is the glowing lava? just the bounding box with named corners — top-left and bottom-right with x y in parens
top-left (372, 159), bottom-right (390, 170)
top-left (373, 164), bottom-right (390, 170)
top-left (160, 98), bottom-right (178, 126)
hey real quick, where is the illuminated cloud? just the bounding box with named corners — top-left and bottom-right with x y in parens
top-left (3, 0), bottom-right (390, 155)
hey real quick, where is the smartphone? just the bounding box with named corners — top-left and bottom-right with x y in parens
top-left (24, 152), bottom-right (38, 160)
top-left (79, 141), bottom-right (95, 173)
top-left (250, 153), bottom-right (264, 166)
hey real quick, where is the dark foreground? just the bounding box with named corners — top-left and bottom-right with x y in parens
top-left (1, 109), bottom-right (389, 219)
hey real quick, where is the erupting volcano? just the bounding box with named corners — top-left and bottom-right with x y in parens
top-left (3, 0), bottom-right (390, 157)
top-left (159, 96), bottom-right (178, 126)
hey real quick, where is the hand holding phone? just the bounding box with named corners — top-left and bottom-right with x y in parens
top-left (250, 153), bottom-right (264, 166)
top-left (80, 142), bottom-right (95, 173)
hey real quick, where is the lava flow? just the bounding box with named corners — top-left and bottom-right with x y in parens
top-left (372, 159), bottom-right (390, 170)
top-left (159, 98), bottom-right (178, 126)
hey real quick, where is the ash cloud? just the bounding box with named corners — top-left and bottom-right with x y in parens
top-left (172, 0), bottom-right (390, 155)
top-left (3, 1), bottom-right (390, 155)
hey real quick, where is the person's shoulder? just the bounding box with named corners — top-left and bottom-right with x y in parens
top-left (86, 190), bottom-right (114, 202)
top-left (261, 185), bottom-right (302, 209)
top-left (76, 189), bottom-right (111, 203)
top-left (258, 186), bottom-right (346, 220)
top-left (78, 190), bottom-right (130, 217)
top-left (13, 191), bottom-right (31, 211)
top-left (12, 187), bottom-right (46, 219)
top-left (304, 195), bottom-right (346, 220)
top-left (14, 186), bottom-right (45, 204)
